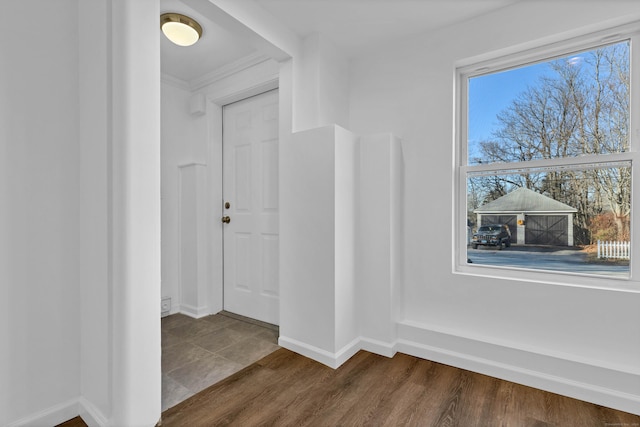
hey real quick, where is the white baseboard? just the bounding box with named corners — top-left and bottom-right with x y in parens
top-left (6, 398), bottom-right (79, 427)
top-left (334, 337), bottom-right (363, 367)
top-left (278, 336), bottom-right (362, 369)
top-left (78, 397), bottom-right (108, 427)
top-left (6, 397), bottom-right (108, 427)
top-left (359, 337), bottom-right (397, 358)
top-left (396, 321), bottom-right (640, 416)
top-left (180, 303), bottom-right (210, 319)
top-left (280, 324), bottom-right (640, 416)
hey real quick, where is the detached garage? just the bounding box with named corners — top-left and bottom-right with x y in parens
top-left (474, 187), bottom-right (577, 246)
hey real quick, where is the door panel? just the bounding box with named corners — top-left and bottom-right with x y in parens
top-left (525, 215), bottom-right (568, 246)
top-left (223, 90), bottom-right (279, 325)
top-left (261, 139), bottom-right (279, 211)
top-left (234, 145), bottom-right (252, 211)
top-left (260, 234), bottom-right (279, 297)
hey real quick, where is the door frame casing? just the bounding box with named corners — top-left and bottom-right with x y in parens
top-left (205, 76), bottom-right (279, 315)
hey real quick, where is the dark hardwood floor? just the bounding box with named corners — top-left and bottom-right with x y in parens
top-left (55, 416), bottom-right (88, 427)
top-left (160, 348), bottom-right (640, 426)
top-left (56, 348), bottom-right (640, 426)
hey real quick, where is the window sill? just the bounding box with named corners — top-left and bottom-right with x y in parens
top-left (454, 261), bottom-right (640, 293)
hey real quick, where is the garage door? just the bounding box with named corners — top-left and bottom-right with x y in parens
top-left (525, 215), bottom-right (568, 246)
top-left (481, 215), bottom-right (517, 244)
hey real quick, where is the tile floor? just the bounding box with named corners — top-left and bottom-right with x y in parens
top-left (161, 311), bottom-right (280, 411)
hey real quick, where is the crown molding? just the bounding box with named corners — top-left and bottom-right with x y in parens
top-left (161, 73), bottom-right (190, 91)
top-left (189, 52), bottom-right (272, 91)
top-left (162, 52), bottom-right (274, 93)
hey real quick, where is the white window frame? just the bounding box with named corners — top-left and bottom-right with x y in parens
top-left (454, 23), bottom-right (640, 291)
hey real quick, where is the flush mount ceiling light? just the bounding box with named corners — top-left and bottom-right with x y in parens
top-left (160, 13), bottom-right (202, 47)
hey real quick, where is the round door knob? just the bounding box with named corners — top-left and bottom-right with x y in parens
top-left (221, 216), bottom-right (231, 224)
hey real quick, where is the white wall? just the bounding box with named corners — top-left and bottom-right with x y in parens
top-left (296, 34), bottom-right (350, 130)
top-left (296, 34), bottom-right (350, 131)
top-left (3, 1), bottom-right (163, 425)
top-left (334, 126), bottom-right (359, 352)
top-left (0, 1), bottom-right (81, 425)
top-left (317, 37), bottom-right (350, 129)
top-left (279, 125), bottom-right (361, 366)
top-left (280, 126), bottom-right (340, 354)
top-left (79, 0), bottom-right (110, 421)
top-left (103, 0), bottom-right (163, 424)
top-left (161, 81), bottom-right (207, 315)
top-left (177, 163), bottom-right (209, 317)
top-left (349, 1), bottom-right (640, 414)
top-left (357, 134), bottom-right (404, 354)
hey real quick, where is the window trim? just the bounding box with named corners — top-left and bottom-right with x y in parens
top-left (454, 23), bottom-right (640, 291)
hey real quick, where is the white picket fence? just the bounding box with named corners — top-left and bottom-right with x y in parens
top-left (597, 240), bottom-right (630, 259)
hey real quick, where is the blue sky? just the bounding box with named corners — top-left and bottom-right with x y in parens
top-left (467, 40), bottom-right (630, 163)
top-left (467, 52), bottom-right (592, 161)
top-left (468, 62), bottom-right (553, 144)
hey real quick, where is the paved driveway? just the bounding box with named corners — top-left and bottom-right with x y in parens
top-left (467, 246), bottom-right (629, 277)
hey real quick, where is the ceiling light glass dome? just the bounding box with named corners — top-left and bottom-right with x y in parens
top-left (161, 13), bottom-right (202, 47)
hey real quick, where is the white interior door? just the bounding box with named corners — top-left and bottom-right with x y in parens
top-left (222, 90), bottom-right (279, 325)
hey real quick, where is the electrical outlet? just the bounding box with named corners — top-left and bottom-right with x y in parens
top-left (161, 297), bottom-right (171, 317)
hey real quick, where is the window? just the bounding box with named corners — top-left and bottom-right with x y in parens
top-left (457, 30), bottom-right (638, 281)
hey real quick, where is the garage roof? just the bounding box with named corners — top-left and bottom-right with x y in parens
top-left (474, 187), bottom-right (577, 213)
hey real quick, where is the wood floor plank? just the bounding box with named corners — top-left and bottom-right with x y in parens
top-left (378, 379), bottom-right (428, 426)
top-left (160, 348), bottom-right (640, 427)
top-left (352, 354), bottom-right (424, 426)
top-left (455, 370), bottom-right (501, 427)
top-left (55, 416), bottom-right (88, 427)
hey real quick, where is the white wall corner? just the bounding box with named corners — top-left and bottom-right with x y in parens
top-left (78, 397), bottom-right (109, 427)
top-left (359, 337), bottom-right (398, 359)
top-left (295, 34), bottom-right (349, 130)
top-left (334, 126), bottom-right (360, 353)
top-left (178, 163), bottom-right (210, 317)
top-left (279, 126), bottom-right (404, 370)
top-left (334, 336), bottom-right (363, 368)
top-left (179, 303), bottom-right (211, 319)
top-left (357, 132), bottom-right (404, 347)
top-left (161, 72), bottom-right (190, 91)
top-left (278, 336), bottom-right (361, 369)
top-left (11, 397), bottom-right (111, 427)
top-left (6, 399), bottom-right (83, 427)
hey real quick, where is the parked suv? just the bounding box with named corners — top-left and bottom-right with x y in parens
top-left (471, 224), bottom-right (511, 250)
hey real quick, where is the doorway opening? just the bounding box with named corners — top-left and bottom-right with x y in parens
top-left (159, 0), bottom-right (286, 412)
top-left (161, 88), bottom-right (281, 411)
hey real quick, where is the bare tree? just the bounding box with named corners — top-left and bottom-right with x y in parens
top-left (574, 44), bottom-right (630, 238)
top-left (473, 42), bottom-right (630, 242)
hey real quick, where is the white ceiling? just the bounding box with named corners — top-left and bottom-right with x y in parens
top-left (160, 0), bottom-right (257, 83)
top-left (161, 0), bottom-right (520, 84)
top-left (254, 0), bottom-right (519, 56)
